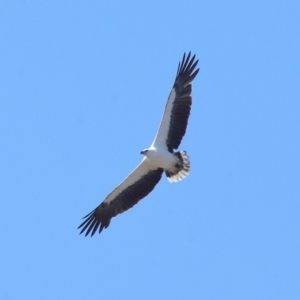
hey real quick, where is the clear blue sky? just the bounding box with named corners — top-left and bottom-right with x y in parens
top-left (1, 1), bottom-right (299, 299)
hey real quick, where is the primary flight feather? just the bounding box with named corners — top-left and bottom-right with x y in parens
top-left (78, 52), bottom-right (199, 236)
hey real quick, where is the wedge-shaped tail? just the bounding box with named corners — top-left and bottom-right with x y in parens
top-left (165, 151), bottom-right (190, 183)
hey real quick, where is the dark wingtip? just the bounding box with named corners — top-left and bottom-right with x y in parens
top-left (77, 208), bottom-right (99, 236)
top-left (78, 207), bottom-right (111, 237)
top-left (177, 52), bottom-right (200, 77)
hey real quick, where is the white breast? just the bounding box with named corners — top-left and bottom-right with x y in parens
top-left (145, 147), bottom-right (177, 170)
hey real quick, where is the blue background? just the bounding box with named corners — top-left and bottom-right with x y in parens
top-left (1, 1), bottom-right (299, 299)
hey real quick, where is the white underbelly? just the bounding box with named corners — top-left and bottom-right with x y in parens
top-left (146, 149), bottom-right (177, 170)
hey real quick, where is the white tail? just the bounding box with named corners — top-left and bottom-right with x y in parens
top-left (165, 151), bottom-right (190, 183)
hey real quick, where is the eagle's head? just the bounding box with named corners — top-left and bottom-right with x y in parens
top-left (140, 149), bottom-right (149, 155)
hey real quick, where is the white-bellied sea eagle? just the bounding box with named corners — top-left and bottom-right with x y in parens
top-left (78, 52), bottom-right (199, 236)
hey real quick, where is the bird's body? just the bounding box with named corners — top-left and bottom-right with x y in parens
top-left (142, 146), bottom-right (177, 171)
top-left (78, 52), bottom-right (199, 236)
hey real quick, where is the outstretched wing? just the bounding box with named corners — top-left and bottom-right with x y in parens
top-left (152, 52), bottom-right (199, 152)
top-left (78, 159), bottom-right (163, 236)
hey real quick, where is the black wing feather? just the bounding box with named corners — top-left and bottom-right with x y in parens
top-left (78, 168), bottom-right (163, 236)
top-left (166, 52), bottom-right (199, 152)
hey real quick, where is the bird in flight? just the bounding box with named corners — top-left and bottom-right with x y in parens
top-left (78, 52), bottom-right (199, 236)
